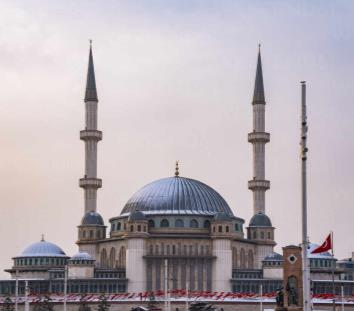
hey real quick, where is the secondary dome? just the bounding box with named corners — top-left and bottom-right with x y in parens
top-left (249, 212), bottom-right (272, 227)
top-left (17, 240), bottom-right (67, 258)
top-left (81, 211), bottom-right (104, 225)
top-left (121, 176), bottom-right (233, 217)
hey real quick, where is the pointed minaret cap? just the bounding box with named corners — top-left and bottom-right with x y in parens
top-left (253, 44), bottom-right (265, 104)
top-left (175, 161), bottom-right (180, 177)
top-left (84, 40), bottom-right (98, 102)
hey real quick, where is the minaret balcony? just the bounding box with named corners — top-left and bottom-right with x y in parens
top-left (248, 132), bottom-right (270, 143)
top-left (79, 178), bottom-right (102, 189)
top-left (248, 179), bottom-right (270, 190)
top-left (80, 130), bottom-right (102, 141)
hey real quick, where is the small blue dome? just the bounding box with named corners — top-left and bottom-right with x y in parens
top-left (249, 212), bottom-right (272, 227)
top-left (70, 252), bottom-right (94, 261)
top-left (263, 252), bottom-right (283, 261)
top-left (18, 240), bottom-right (67, 258)
top-left (81, 211), bottom-right (104, 225)
top-left (128, 211), bottom-right (146, 221)
top-left (121, 176), bottom-right (233, 217)
top-left (214, 212), bottom-right (230, 221)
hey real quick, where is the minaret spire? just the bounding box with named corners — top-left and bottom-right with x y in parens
top-left (79, 42), bottom-right (102, 214)
top-left (248, 46), bottom-right (270, 215)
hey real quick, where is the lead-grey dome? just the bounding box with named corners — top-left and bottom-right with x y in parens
top-left (121, 176), bottom-right (233, 217)
top-left (81, 211), bottom-right (104, 225)
top-left (17, 240), bottom-right (67, 258)
top-left (128, 211), bottom-right (146, 221)
top-left (249, 212), bottom-right (272, 227)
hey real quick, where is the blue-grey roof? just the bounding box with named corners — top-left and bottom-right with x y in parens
top-left (17, 240), bottom-right (67, 258)
top-left (214, 212), bottom-right (230, 221)
top-left (249, 212), bottom-right (272, 227)
top-left (70, 252), bottom-right (94, 261)
top-left (128, 211), bottom-right (146, 221)
top-left (81, 211), bottom-right (104, 225)
top-left (121, 176), bottom-right (234, 217)
top-left (263, 252), bottom-right (283, 261)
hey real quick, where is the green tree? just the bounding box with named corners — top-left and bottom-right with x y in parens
top-left (97, 294), bottom-right (110, 311)
top-left (33, 295), bottom-right (53, 311)
top-left (1, 294), bottom-right (14, 311)
top-left (79, 295), bottom-right (92, 311)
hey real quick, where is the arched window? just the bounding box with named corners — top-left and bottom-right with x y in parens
top-left (118, 246), bottom-right (126, 268)
top-left (260, 231), bottom-right (265, 239)
top-left (83, 230), bottom-right (86, 238)
top-left (183, 245), bottom-right (187, 255)
top-left (232, 247), bottom-right (238, 268)
top-left (218, 226), bottom-right (222, 233)
top-left (167, 245), bottom-right (170, 255)
top-left (160, 219), bottom-right (169, 228)
top-left (235, 223), bottom-right (239, 231)
top-left (148, 219), bottom-right (155, 228)
top-left (109, 247), bottom-right (116, 268)
top-left (111, 223), bottom-right (116, 231)
top-left (97, 230), bottom-right (101, 238)
top-left (90, 230), bottom-right (93, 238)
top-left (240, 248), bottom-right (246, 268)
top-left (155, 245), bottom-right (159, 255)
top-left (204, 220), bottom-right (211, 228)
top-left (226, 226), bottom-right (229, 232)
top-left (137, 225), bottom-right (141, 232)
top-left (149, 245), bottom-right (153, 255)
top-left (189, 245), bottom-right (193, 255)
top-left (267, 231), bottom-right (271, 239)
top-left (247, 250), bottom-right (254, 269)
top-left (190, 219), bottom-right (199, 228)
top-left (130, 225), bottom-right (134, 232)
top-left (253, 231), bottom-right (257, 239)
top-left (175, 219), bottom-right (184, 227)
top-left (117, 222), bottom-right (121, 230)
top-left (172, 245), bottom-right (176, 255)
top-left (100, 248), bottom-right (108, 268)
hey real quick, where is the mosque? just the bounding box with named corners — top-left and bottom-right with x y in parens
top-left (0, 45), bottom-right (353, 299)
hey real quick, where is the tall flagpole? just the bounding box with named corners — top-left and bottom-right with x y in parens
top-left (300, 81), bottom-right (310, 311)
top-left (331, 231), bottom-right (335, 311)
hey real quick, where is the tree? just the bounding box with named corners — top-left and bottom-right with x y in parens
top-left (1, 294), bottom-right (14, 311)
top-left (97, 294), bottom-right (110, 311)
top-left (147, 292), bottom-right (160, 310)
top-left (33, 295), bottom-right (53, 311)
top-left (79, 295), bottom-right (91, 311)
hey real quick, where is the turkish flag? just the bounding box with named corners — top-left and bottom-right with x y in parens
top-left (311, 233), bottom-right (332, 254)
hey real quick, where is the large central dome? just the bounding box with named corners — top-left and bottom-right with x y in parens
top-left (121, 176), bottom-right (234, 217)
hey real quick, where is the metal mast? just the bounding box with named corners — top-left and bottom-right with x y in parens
top-left (300, 81), bottom-right (310, 311)
top-left (79, 41), bottom-right (102, 213)
top-left (248, 45), bottom-right (270, 215)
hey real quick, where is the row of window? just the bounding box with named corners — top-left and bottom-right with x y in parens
top-left (310, 258), bottom-right (335, 268)
top-left (148, 244), bottom-right (211, 256)
top-left (263, 261), bottom-right (282, 267)
top-left (94, 272), bottom-right (126, 279)
top-left (250, 230), bottom-right (273, 240)
top-left (110, 218), bottom-right (243, 233)
top-left (14, 257), bottom-right (67, 267)
top-left (80, 229), bottom-right (104, 240)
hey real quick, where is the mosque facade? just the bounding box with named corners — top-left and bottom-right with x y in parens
top-left (0, 45), bottom-right (353, 300)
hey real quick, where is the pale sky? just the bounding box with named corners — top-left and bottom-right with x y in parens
top-left (0, 0), bottom-right (353, 278)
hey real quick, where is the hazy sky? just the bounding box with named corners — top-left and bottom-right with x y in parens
top-left (0, 0), bottom-right (353, 278)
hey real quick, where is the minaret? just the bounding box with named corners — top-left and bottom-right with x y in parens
top-left (248, 45), bottom-right (270, 215)
top-left (79, 41), bottom-right (102, 214)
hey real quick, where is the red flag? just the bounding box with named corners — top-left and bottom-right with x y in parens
top-left (311, 233), bottom-right (332, 254)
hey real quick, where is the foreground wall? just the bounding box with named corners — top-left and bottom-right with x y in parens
top-left (8, 302), bottom-right (354, 311)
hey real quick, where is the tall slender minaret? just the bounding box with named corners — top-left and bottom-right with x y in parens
top-left (79, 41), bottom-right (102, 214)
top-left (248, 45), bottom-right (270, 215)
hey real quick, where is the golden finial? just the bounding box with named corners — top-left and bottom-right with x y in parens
top-left (175, 161), bottom-right (179, 177)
